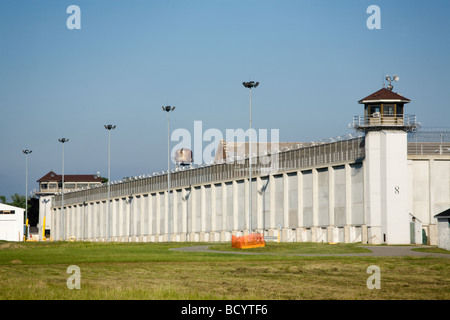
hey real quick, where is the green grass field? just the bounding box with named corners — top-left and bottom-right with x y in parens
top-left (0, 241), bottom-right (448, 300)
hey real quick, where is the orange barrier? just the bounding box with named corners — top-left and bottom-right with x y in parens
top-left (232, 233), bottom-right (265, 249)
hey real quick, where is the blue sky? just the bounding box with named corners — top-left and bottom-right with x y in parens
top-left (1, 0), bottom-right (449, 199)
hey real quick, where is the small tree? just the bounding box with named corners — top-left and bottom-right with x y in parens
top-left (0, 194), bottom-right (34, 210)
top-left (9, 194), bottom-right (27, 209)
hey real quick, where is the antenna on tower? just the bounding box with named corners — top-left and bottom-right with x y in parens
top-left (385, 74), bottom-right (399, 91)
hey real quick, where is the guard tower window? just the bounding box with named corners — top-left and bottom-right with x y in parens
top-left (65, 183), bottom-right (76, 189)
top-left (383, 104), bottom-right (395, 116)
top-left (369, 105), bottom-right (380, 115)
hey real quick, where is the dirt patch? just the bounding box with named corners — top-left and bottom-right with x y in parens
top-left (0, 243), bottom-right (26, 250)
top-left (10, 260), bottom-right (22, 264)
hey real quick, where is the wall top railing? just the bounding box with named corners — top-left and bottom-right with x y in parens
top-left (52, 136), bottom-right (366, 207)
top-left (407, 142), bottom-right (450, 156)
top-left (407, 129), bottom-right (450, 155)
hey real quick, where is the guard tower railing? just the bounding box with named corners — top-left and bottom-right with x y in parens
top-left (352, 114), bottom-right (418, 131)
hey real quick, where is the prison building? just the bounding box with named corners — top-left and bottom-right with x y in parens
top-left (36, 171), bottom-right (104, 241)
top-left (48, 87), bottom-right (450, 245)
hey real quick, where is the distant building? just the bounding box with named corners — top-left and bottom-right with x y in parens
top-left (0, 203), bottom-right (24, 241)
top-left (37, 171), bottom-right (104, 195)
top-left (36, 171), bottom-right (104, 240)
top-left (434, 209), bottom-right (450, 251)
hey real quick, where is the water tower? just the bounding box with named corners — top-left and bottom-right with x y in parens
top-left (174, 148), bottom-right (193, 167)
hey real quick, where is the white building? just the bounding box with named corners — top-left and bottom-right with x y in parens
top-left (434, 209), bottom-right (450, 251)
top-left (0, 203), bottom-right (24, 242)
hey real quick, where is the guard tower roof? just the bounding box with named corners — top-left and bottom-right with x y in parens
top-left (358, 88), bottom-right (411, 104)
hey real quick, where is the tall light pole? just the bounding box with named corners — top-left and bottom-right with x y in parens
top-left (104, 124), bottom-right (116, 242)
top-left (58, 138), bottom-right (69, 241)
top-left (242, 81), bottom-right (259, 235)
top-left (22, 149), bottom-right (32, 240)
top-left (162, 105), bottom-right (175, 242)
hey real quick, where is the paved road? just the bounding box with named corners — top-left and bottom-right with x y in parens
top-left (171, 245), bottom-right (450, 258)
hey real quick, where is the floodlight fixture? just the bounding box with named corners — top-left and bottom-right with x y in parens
top-left (162, 106), bottom-right (176, 112)
top-left (242, 81), bottom-right (259, 89)
top-left (104, 124), bottom-right (116, 130)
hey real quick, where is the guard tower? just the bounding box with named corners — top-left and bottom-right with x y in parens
top-left (352, 75), bottom-right (417, 132)
top-left (352, 76), bottom-right (418, 244)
